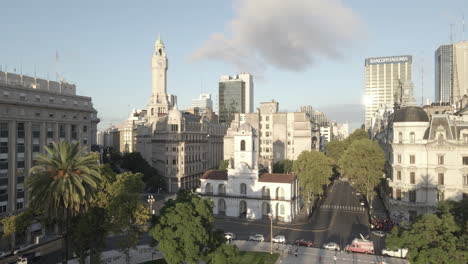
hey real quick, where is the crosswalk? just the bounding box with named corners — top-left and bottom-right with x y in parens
top-left (319, 204), bottom-right (365, 212)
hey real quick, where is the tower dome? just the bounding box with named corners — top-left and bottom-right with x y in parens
top-left (394, 106), bottom-right (429, 123)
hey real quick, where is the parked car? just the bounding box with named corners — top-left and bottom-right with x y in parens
top-left (248, 234), bottom-right (265, 242)
top-left (13, 244), bottom-right (36, 255)
top-left (344, 236), bottom-right (374, 254)
top-left (272, 235), bottom-right (286, 244)
top-left (295, 239), bottom-right (313, 247)
top-left (224, 232), bottom-right (236, 240)
top-left (382, 248), bottom-right (408, 258)
top-left (16, 252), bottom-right (41, 264)
top-left (323, 242), bottom-right (340, 251)
top-left (371, 230), bottom-right (386, 237)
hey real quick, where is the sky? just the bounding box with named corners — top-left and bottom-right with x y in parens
top-left (1, 0), bottom-right (467, 130)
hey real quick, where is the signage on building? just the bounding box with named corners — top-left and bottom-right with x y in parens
top-left (365, 56), bottom-right (412, 65)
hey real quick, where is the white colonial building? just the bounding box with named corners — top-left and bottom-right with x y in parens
top-left (199, 123), bottom-right (299, 222)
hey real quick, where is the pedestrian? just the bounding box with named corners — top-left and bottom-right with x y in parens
top-left (294, 247), bottom-right (298, 257)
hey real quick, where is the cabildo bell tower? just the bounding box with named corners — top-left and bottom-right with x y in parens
top-left (147, 35), bottom-right (170, 123)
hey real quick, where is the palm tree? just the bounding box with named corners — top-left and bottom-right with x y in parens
top-left (26, 141), bottom-right (102, 263)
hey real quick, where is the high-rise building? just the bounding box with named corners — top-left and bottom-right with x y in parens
top-left (434, 41), bottom-right (468, 103)
top-left (435, 45), bottom-right (453, 102)
top-left (191, 93), bottom-right (213, 112)
top-left (218, 73), bottom-right (253, 124)
top-left (0, 71), bottom-right (99, 217)
top-left (364, 55), bottom-right (413, 129)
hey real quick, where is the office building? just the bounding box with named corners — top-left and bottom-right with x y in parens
top-left (435, 45), bottom-right (453, 102)
top-left (364, 55), bottom-right (413, 129)
top-left (0, 71), bottom-right (99, 217)
top-left (218, 73), bottom-right (253, 124)
top-left (191, 93), bottom-right (213, 112)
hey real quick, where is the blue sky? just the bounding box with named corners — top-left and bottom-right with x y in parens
top-left (1, 0), bottom-right (467, 130)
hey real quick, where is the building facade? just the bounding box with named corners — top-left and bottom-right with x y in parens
top-left (191, 93), bottom-right (213, 112)
top-left (0, 71), bottom-right (99, 217)
top-left (364, 55), bottom-right (413, 129)
top-left (435, 45), bottom-right (453, 102)
top-left (218, 73), bottom-right (253, 124)
top-left (135, 38), bottom-right (226, 192)
top-left (199, 123), bottom-right (299, 222)
top-left (224, 101), bottom-right (314, 167)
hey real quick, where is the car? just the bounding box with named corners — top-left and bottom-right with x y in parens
top-left (295, 239), bottom-right (313, 247)
top-left (224, 232), bottom-right (236, 240)
top-left (372, 230), bottom-right (386, 237)
top-left (13, 244), bottom-right (36, 255)
top-left (323, 242), bottom-right (340, 251)
top-left (382, 248), bottom-right (408, 258)
top-left (0, 251), bottom-right (10, 258)
top-left (272, 235), bottom-right (286, 244)
top-left (248, 234), bottom-right (265, 242)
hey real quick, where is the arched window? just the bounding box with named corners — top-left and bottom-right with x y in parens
top-left (240, 183), bottom-right (247, 195)
top-left (276, 187), bottom-right (285, 200)
top-left (262, 202), bottom-right (270, 217)
top-left (218, 184), bottom-right (226, 195)
top-left (262, 186), bottom-right (270, 198)
top-left (218, 199), bottom-right (226, 215)
top-left (241, 140), bottom-right (246, 151)
top-left (151, 108), bottom-right (154, 116)
top-left (158, 49), bottom-right (162, 56)
top-left (398, 132), bottom-right (403, 143)
top-left (410, 132), bottom-right (415, 144)
top-left (280, 204), bottom-right (285, 215)
top-left (205, 183), bottom-right (213, 194)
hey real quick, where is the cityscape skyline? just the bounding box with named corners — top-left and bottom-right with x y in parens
top-left (1, 0), bottom-right (467, 131)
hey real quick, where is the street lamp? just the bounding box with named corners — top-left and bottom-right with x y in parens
top-left (268, 212), bottom-right (273, 255)
top-left (147, 195), bottom-right (155, 215)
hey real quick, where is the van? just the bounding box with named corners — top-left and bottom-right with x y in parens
top-left (344, 235), bottom-right (374, 254)
top-left (382, 248), bottom-right (408, 258)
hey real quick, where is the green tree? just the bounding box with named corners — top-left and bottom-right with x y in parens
top-left (273, 160), bottom-right (293, 173)
top-left (386, 205), bottom-right (468, 264)
top-left (150, 190), bottom-right (220, 264)
top-left (325, 140), bottom-right (346, 164)
top-left (26, 141), bottom-right (102, 263)
top-left (292, 151), bottom-right (333, 213)
top-left (1, 210), bottom-right (34, 249)
top-left (218, 160), bottom-right (229, 171)
top-left (345, 129), bottom-right (368, 143)
top-left (206, 244), bottom-right (240, 264)
top-left (339, 139), bottom-right (384, 204)
top-left (120, 152), bottom-right (166, 192)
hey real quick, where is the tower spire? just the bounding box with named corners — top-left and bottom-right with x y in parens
top-left (156, 33), bottom-right (164, 47)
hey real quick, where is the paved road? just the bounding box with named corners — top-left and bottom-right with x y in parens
top-left (233, 240), bottom-right (407, 264)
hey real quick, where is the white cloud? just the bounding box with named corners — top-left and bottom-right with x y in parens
top-left (192, 0), bottom-right (365, 73)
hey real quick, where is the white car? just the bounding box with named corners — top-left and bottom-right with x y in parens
top-left (248, 234), bottom-right (265, 242)
top-left (382, 248), bottom-right (408, 258)
top-left (323, 242), bottom-right (340, 251)
top-left (371, 230), bottom-right (386, 237)
top-left (224, 232), bottom-right (236, 240)
top-left (272, 235), bottom-right (286, 244)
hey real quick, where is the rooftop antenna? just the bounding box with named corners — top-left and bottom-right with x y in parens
top-left (420, 56), bottom-right (424, 106)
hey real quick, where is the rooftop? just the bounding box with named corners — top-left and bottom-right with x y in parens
top-left (259, 173), bottom-right (297, 183)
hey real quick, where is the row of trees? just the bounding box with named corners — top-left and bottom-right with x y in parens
top-left (386, 200), bottom-right (468, 263)
top-left (291, 129), bottom-right (385, 212)
top-left (1, 142), bottom-right (151, 264)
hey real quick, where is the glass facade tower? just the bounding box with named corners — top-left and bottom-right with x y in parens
top-left (219, 80), bottom-right (245, 124)
top-left (435, 45), bottom-right (453, 102)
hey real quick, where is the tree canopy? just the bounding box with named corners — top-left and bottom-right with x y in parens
top-left (292, 151), bottom-right (333, 212)
top-left (218, 160), bottom-right (229, 171)
top-left (119, 152), bottom-right (166, 192)
top-left (150, 190), bottom-right (224, 264)
top-left (386, 203), bottom-right (468, 264)
top-left (339, 139), bottom-right (384, 201)
top-left (325, 140), bottom-right (346, 163)
top-left (273, 159), bottom-right (294, 174)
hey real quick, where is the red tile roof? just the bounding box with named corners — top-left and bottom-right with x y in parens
top-left (201, 170), bottom-right (228, 181)
top-left (259, 173), bottom-right (297, 183)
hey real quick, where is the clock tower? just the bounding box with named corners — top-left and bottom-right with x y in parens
top-left (148, 35), bottom-right (170, 121)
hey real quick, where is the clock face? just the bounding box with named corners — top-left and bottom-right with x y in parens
top-left (158, 59), bottom-right (164, 66)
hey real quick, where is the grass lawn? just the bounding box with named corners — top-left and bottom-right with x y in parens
top-left (140, 251), bottom-right (279, 264)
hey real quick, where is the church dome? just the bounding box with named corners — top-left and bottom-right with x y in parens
top-left (394, 106), bottom-right (429, 123)
top-left (168, 105), bottom-right (182, 122)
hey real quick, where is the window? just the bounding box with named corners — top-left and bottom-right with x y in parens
top-left (0, 205), bottom-right (6, 213)
top-left (17, 143), bottom-right (25, 153)
top-left (397, 154), bottom-right (401, 163)
top-left (16, 202), bottom-right (23, 210)
top-left (410, 132), bottom-right (415, 143)
top-left (71, 125), bottom-right (77, 140)
top-left (0, 142), bottom-right (7, 154)
top-left (17, 123), bottom-right (25, 139)
top-left (266, 132), bottom-right (270, 137)
top-left (437, 191), bottom-right (445, 202)
top-left (59, 124), bottom-right (66, 138)
top-left (410, 172), bottom-right (415, 184)
top-left (0, 123), bottom-right (7, 138)
top-left (266, 116), bottom-right (269, 121)
top-left (240, 183), bottom-right (247, 195)
top-left (19, 93), bottom-right (26, 101)
top-left (49, 97), bottom-right (55, 103)
top-left (463, 156), bottom-right (468, 165)
top-left (464, 134), bottom-right (468, 144)
top-left (240, 140), bottom-right (246, 151)
top-left (280, 204), bottom-right (285, 215)
top-left (463, 174), bottom-right (468, 186)
top-left (218, 184), bottom-right (226, 195)
top-left (410, 155), bottom-right (415, 164)
top-left (172, 159), bottom-right (176, 165)
top-left (262, 186), bottom-right (270, 198)
top-left (0, 159), bottom-right (8, 170)
top-left (205, 183), bottom-right (213, 194)
top-left (409, 190), bottom-right (416, 202)
top-left (32, 124), bottom-right (40, 138)
top-left (83, 126), bottom-right (88, 133)
top-left (438, 155), bottom-right (444, 165)
top-left (396, 189), bottom-right (401, 200)
top-left (438, 173), bottom-right (444, 185)
top-left (266, 124), bottom-right (269, 129)
top-left (35, 95), bottom-right (40, 102)
top-left (398, 132), bottom-right (403, 143)
top-left (397, 171), bottom-right (401, 181)
top-left (276, 187), bottom-right (285, 200)
top-left (47, 126), bottom-right (54, 139)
